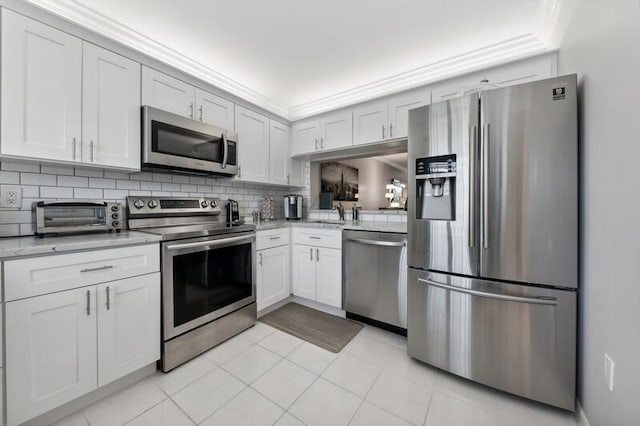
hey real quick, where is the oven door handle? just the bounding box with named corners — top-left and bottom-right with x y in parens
top-left (165, 234), bottom-right (253, 251)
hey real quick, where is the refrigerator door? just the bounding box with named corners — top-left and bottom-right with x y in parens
top-left (479, 75), bottom-right (578, 288)
top-left (407, 268), bottom-right (576, 410)
top-left (408, 94), bottom-right (479, 276)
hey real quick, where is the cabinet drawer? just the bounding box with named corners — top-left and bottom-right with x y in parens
top-left (256, 228), bottom-right (290, 250)
top-left (292, 227), bottom-right (342, 249)
top-left (4, 244), bottom-right (159, 301)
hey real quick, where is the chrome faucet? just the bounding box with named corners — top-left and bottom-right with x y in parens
top-left (336, 202), bottom-right (345, 221)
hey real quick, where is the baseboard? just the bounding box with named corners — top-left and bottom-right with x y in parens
top-left (289, 296), bottom-right (346, 318)
top-left (257, 296), bottom-right (293, 318)
top-left (576, 401), bottom-right (591, 426)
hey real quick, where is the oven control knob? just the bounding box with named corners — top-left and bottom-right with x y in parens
top-left (112, 213), bottom-right (119, 219)
top-left (133, 200), bottom-right (145, 209)
top-left (111, 205), bottom-right (119, 212)
top-left (210, 200), bottom-right (217, 207)
top-left (148, 200), bottom-right (158, 209)
top-left (112, 221), bottom-right (120, 227)
top-left (201, 200), bottom-right (208, 208)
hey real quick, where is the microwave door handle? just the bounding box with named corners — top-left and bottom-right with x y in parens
top-left (221, 133), bottom-right (228, 169)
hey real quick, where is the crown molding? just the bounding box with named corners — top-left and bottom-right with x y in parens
top-left (26, 0), bottom-right (565, 122)
top-left (26, 0), bottom-right (289, 118)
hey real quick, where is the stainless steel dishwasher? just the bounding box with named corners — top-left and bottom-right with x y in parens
top-left (343, 230), bottom-right (408, 334)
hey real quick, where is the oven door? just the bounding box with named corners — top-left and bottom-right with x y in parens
top-left (162, 232), bottom-right (255, 340)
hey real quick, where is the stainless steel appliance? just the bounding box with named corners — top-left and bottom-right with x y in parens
top-left (142, 106), bottom-right (238, 176)
top-left (34, 201), bottom-right (123, 236)
top-left (284, 194), bottom-right (303, 220)
top-left (226, 199), bottom-right (240, 224)
top-left (343, 230), bottom-right (408, 334)
top-left (127, 196), bottom-right (256, 371)
top-left (407, 75), bottom-right (578, 410)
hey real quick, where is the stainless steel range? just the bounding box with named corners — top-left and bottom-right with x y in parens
top-left (127, 196), bottom-right (256, 372)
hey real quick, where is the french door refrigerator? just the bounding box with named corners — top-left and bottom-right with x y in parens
top-left (407, 75), bottom-right (578, 411)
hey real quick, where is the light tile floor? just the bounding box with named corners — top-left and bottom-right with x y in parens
top-left (56, 322), bottom-right (579, 426)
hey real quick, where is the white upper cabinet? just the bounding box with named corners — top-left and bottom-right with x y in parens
top-left (269, 120), bottom-right (290, 185)
top-left (291, 120), bottom-right (321, 156)
top-left (141, 66), bottom-right (196, 118)
top-left (319, 110), bottom-right (353, 150)
top-left (1, 9), bottom-right (82, 163)
top-left (195, 88), bottom-right (235, 130)
top-left (82, 43), bottom-right (141, 170)
top-left (235, 105), bottom-right (270, 183)
top-left (388, 89), bottom-right (430, 139)
top-left (353, 100), bottom-right (389, 146)
top-left (431, 54), bottom-right (557, 102)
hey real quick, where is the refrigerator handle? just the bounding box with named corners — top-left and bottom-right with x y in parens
top-left (482, 123), bottom-right (490, 249)
top-left (469, 125), bottom-right (477, 248)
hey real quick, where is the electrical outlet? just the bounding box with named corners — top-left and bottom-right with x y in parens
top-left (0, 185), bottom-right (22, 208)
top-left (604, 353), bottom-right (615, 391)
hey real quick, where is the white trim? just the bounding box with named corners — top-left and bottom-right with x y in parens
top-left (25, 0), bottom-right (566, 121)
top-left (577, 401), bottom-right (592, 426)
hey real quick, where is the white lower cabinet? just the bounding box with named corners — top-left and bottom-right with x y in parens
top-left (291, 228), bottom-right (342, 309)
top-left (97, 273), bottom-right (161, 386)
top-left (257, 245), bottom-right (290, 311)
top-left (4, 247), bottom-right (160, 426)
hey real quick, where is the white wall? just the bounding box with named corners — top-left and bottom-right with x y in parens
top-left (559, 1), bottom-right (640, 424)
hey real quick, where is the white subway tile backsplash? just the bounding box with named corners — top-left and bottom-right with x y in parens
top-left (1, 161), bottom-right (40, 173)
top-left (140, 181), bottom-right (162, 191)
top-left (1, 210), bottom-right (32, 223)
top-left (89, 178), bottom-right (116, 189)
top-left (75, 168), bottom-right (104, 177)
top-left (116, 179), bottom-right (140, 190)
top-left (153, 173), bottom-right (173, 182)
top-left (0, 224), bottom-right (20, 237)
top-left (57, 176), bottom-right (88, 187)
top-left (129, 172), bottom-right (152, 181)
top-left (180, 184), bottom-right (197, 192)
top-left (151, 191), bottom-right (172, 197)
top-left (41, 186), bottom-right (74, 198)
top-left (21, 173), bottom-right (56, 185)
top-left (190, 176), bottom-right (206, 185)
top-left (104, 171), bottom-right (129, 179)
top-left (20, 223), bottom-right (34, 235)
top-left (129, 190), bottom-right (152, 196)
top-left (74, 188), bottom-right (104, 199)
top-left (42, 165), bottom-right (74, 175)
top-left (0, 171), bottom-right (20, 184)
top-left (172, 175), bottom-right (190, 184)
top-left (162, 183), bottom-right (180, 192)
top-left (103, 189), bottom-right (130, 200)
top-left (197, 185), bottom-right (213, 193)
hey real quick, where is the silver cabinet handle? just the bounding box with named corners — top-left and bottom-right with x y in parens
top-left (389, 123), bottom-right (393, 138)
top-left (90, 140), bottom-right (95, 162)
top-left (269, 236), bottom-right (281, 240)
top-left (86, 289), bottom-right (91, 316)
top-left (189, 102), bottom-right (194, 118)
top-left (72, 137), bottom-right (77, 160)
top-left (199, 105), bottom-right (204, 121)
top-left (80, 265), bottom-right (114, 273)
top-left (469, 125), bottom-right (477, 248)
top-left (418, 278), bottom-right (558, 306)
top-left (309, 236), bottom-right (321, 240)
top-left (287, 174), bottom-right (290, 184)
top-left (106, 286), bottom-right (111, 310)
top-left (382, 125), bottom-right (385, 139)
top-left (315, 138), bottom-right (318, 150)
top-left (316, 247), bottom-right (319, 262)
top-left (221, 133), bottom-right (228, 169)
top-left (482, 123), bottom-right (490, 249)
top-left (259, 252), bottom-right (263, 266)
top-left (238, 165), bottom-right (242, 178)
top-left (347, 238), bottom-right (406, 247)
top-left (320, 137), bottom-right (324, 148)
top-left (309, 247), bottom-right (313, 261)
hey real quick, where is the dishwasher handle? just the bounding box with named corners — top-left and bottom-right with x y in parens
top-left (346, 238), bottom-right (406, 248)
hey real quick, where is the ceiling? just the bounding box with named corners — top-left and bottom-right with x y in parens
top-left (27, 0), bottom-right (569, 119)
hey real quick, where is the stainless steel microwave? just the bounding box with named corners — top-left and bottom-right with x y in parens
top-left (34, 201), bottom-right (124, 236)
top-left (142, 106), bottom-right (238, 176)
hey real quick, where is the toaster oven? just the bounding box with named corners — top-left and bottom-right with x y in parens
top-left (34, 201), bottom-right (124, 236)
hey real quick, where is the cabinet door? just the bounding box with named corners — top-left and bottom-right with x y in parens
top-left (82, 43), bottom-right (141, 170)
top-left (388, 89), bottom-right (430, 139)
top-left (141, 66), bottom-right (195, 118)
top-left (316, 248), bottom-right (342, 308)
top-left (319, 110), bottom-right (352, 150)
top-left (235, 105), bottom-right (270, 183)
top-left (257, 246), bottom-right (290, 311)
top-left (352, 100), bottom-right (389, 146)
top-left (269, 120), bottom-right (290, 185)
top-left (97, 273), bottom-right (160, 386)
top-left (6, 287), bottom-right (97, 425)
top-left (291, 120), bottom-right (320, 156)
top-left (1, 9), bottom-right (82, 163)
top-left (195, 88), bottom-right (235, 130)
top-left (291, 245), bottom-right (317, 300)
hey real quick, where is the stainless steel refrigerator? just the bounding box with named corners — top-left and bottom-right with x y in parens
top-left (407, 75), bottom-right (578, 411)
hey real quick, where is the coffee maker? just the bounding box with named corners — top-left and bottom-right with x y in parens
top-left (283, 195), bottom-right (303, 220)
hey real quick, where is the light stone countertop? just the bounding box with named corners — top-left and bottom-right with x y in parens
top-left (254, 219), bottom-right (407, 234)
top-left (0, 231), bottom-right (162, 259)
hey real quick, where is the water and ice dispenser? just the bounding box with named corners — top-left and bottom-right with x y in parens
top-left (415, 155), bottom-right (456, 220)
